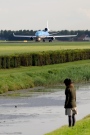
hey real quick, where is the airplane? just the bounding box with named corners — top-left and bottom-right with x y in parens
top-left (13, 22), bottom-right (78, 42)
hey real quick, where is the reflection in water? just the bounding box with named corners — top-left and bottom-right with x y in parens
top-left (0, 84), bottom-right (90, 135)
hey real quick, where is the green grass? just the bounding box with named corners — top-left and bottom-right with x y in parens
top-left (45, 115), bottom-right (90, 135)
top-left (0, 41), bottom-right (90, 55)
top-left (0, 59), bottom-right (90, 93)
top-left (0, 41), bottom-right (90, 93)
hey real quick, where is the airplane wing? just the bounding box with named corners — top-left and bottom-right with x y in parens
top-left (46, 33), bottom-right (78, 38)
top-left (49, 32), bottom-right (60, 35)
top-left (13, 33), bottom-right (36, 38)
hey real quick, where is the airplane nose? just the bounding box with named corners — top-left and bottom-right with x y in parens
top-left (38, 33), bottom-right (41, 36)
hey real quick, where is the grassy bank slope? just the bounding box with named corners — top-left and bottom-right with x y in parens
top-left (0, 60), bottom-right (90, 93)
top-left (45, 115), bottom-right (90, 135)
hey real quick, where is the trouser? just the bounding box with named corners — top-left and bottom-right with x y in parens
top-left (68, 114), bottom-right (76, 127)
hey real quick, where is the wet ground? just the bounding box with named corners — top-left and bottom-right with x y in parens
top-left (0, 84), bottom-right (90, 135)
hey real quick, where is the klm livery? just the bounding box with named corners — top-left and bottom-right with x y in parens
top-left (13, 22), bottom-right (77, 42)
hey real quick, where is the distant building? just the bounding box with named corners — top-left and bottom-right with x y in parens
top-left (83, 35), bottom-right (90, 41)
top-left (78, 34), bottom-right (90, 41)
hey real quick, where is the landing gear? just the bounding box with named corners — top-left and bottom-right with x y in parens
top-left (43, 39), bottom-right (45, 42)
top-left (49, 40), bottom-right (52, 42)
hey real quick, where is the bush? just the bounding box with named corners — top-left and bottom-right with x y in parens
top-left (0, 49), bottom-right (90, 69)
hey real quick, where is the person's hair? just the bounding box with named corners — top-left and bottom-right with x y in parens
top-left (64, 78), bottom-right (72, 86)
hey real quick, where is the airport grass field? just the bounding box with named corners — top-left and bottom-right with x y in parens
top-left (0, 41), bottom-right (90, 55)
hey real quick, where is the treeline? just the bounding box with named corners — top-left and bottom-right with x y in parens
top-left (0, 30), bottom-right (90, 41)
top-left (0, 49), bottom-right (90, 69)
top-left (0, 30), bottom-right (35, 40)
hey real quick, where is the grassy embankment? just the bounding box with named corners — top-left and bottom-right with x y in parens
top-left (45, 115), bottom-right (90, 135)
top-left (0, 59), bottom-right (90, 93)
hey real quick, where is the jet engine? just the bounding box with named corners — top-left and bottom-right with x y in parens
top-left (51, 37), bottom-right (55, 40)
top-left (30, 37), bottom-right (34, 40)
top-left (49, 37), bottom-right (55, 42)
top-left (44, 28), bottom-right (48, 31)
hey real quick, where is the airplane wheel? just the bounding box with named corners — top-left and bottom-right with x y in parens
top-left (43, 39), bottom-right (45, 42)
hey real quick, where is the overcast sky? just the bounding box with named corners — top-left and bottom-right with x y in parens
top-left (0, 0), bottom-right (90, 31)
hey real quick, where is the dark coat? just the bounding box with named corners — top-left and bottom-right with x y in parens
top-left (64, 84), bottom-right (76, 108)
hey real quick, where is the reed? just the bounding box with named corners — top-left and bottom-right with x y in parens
top-left (0, 60), bottom-right (90, 93)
